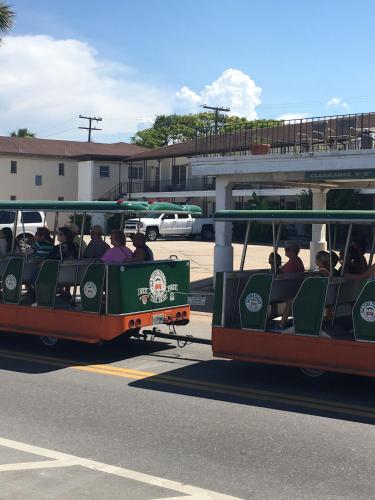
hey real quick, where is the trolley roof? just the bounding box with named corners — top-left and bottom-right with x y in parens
top-left (214, 209), bottom-right (375, 224)
top-left (0, 200), bottom-right (202, 214)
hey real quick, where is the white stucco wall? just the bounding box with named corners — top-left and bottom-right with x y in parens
top-left (0, 155), bottom-right (78, 201)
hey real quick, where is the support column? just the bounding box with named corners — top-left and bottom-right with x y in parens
top-left (310, 189), bottom-right (327, 268)
top-left (214, 176), bottom-right (234, 275)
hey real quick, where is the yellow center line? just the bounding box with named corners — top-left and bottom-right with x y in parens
top-left (1, 349), bottom-right (375, 419)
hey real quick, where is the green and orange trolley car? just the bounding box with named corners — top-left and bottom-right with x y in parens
top-left (212, 210), bottom-right (375, 377)
top-left (0, 200), bottom-right (193, 347)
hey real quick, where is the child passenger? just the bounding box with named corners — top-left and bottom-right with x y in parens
top-left (268, 252), bottom-right (282, 274)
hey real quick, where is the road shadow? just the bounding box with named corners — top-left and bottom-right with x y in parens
top-left (0, 333), bottom-right (173, 375)
top-left (129, 357), bottom-right (375, 425)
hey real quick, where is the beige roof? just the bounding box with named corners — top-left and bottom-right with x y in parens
top-left (0, 136), bottom-right (148, 159)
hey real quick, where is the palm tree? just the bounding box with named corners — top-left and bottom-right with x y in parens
top-left (10, 128), bottom-right (36, 138)
top-left (0, 2), bottom-right (15, 40)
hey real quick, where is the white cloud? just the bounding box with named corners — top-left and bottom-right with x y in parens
top-left (175, 69), bottom-right (262, 120)
top-left (277, 112), bottom-right (310, 121)
top-left (0, 35), bottom-right (173, 141)
top-left (326, 97), bottom-right (348, 109)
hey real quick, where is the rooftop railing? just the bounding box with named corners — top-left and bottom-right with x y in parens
top-left (194, 112), bottom-right (375, 157)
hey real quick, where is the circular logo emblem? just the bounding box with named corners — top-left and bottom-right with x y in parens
top-left (245, 293), bottom-right (263, 313)
top-left (360, 301), bottom-right (375, 323)
top-left (83, 281), bottom-right (97, 299)
top-left (5, 274), bottom-right (17, 291)
top-left (149, 269), bottom-right (167, 303)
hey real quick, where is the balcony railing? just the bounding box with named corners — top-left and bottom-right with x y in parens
top-left (194, 112), bottom-right (375, 157)
top-left (99, 177), bottom-right (216, 200)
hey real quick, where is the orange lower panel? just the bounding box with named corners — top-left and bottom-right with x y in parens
top-left (0, 303), bottom-right (190, 344)
top-left (212, 327), bottom-right (375, 378)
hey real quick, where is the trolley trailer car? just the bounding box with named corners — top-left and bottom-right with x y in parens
top-left (212, 210), bottom-right (375, 378)
top-left (0, 201), bottom-right (195, 347)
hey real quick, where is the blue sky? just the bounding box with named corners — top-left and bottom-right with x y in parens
top-left (2, 0), bottom-right (375, 142)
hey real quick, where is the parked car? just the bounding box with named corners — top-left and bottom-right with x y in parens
top-left (0, 211), bottom-right (46, 250)
top-left (125, 213), bottom-right (214, 241)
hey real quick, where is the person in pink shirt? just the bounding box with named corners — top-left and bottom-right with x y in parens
top-left (101, 230), bottom-right (133, 264)
top-left (272, 241), bottom-right (305, 331)
top-left (281, 241), bottom-right (305, 274)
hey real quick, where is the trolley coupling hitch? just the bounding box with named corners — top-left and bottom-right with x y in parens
top-left (143, 327), bottom-right (211, 346)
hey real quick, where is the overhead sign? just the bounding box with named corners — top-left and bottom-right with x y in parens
top-left (305, 169), bottom-right (375, 181)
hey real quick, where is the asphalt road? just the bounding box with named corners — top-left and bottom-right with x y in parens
top-left (1, 315), bottom-right (375, 499)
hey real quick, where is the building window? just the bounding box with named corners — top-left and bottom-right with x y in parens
top-left (99, 165), bottom-right (110, 178)
top-left (58, 196), bottom-right (64, 201)
top-left (58, 163), bottom-right (65, 176)
top-left (10, 195), bottom-right (16, 200)
top-left (10, 161), bottom-right (17, 174)
top-left (35, 175), bottom-right (42, 186)
top-left (129, 166), bottom-right (144, 180)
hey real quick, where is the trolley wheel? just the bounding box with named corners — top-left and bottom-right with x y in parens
top-left (146, 227), bottom-right (159, 241)
top-left (299, 367), bottom-right (326, 378)
top-left (39, 335), bottom-right (59, 348)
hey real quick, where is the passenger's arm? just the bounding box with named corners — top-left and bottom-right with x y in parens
top-left (345, 263), bottom-right (375, 280)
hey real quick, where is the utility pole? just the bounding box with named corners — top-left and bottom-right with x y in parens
top-left (201, 105), bottom-right (230, 134)
top-left (78, 115), bottom-right (102, 142)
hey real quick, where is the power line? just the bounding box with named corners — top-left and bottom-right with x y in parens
top-left (78, 115), bottom-right (102, 142)
top-left (201, 104), bottom-right (230, 134)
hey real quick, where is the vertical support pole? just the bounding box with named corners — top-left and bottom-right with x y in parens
top-left (11, 210), bottom-right (18, 255)
top-left (72, 212), bottom-right (86, 305)
top-left (239, 222), bottom-right (251, 271)
top-left (310, 189), bottom-right (327, 269)
top-left (214, 177), bottom-right (234, 276)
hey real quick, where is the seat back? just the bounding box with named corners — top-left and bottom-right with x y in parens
top-left (293, 276), bottom-right (329, 336)
top-left (239, 273), bottom-right (273, 330)
top-left (353, 280), bottom-right (375, 342)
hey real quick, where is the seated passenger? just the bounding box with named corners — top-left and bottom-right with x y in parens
top-left (65, 222), bottom-right (87, 253)
top-left (49, 227), bottom-right (79, 260)
top-left (2, 227), bottom-right (21, 255)
top-left (345, 263), bottom-right (375, 281)
top-left (281, 241), bottom-right (305, 274)
top-left (131, 233), bottom-right (154, 262)
top-left (273, 242), bottom-right (304, 330)
top-left (315, 250), bottom-right (331, 276)
top-left (268, 252), bottom-right (282, 274)
top-left (102, 230), bottom-right (133, 264)
top-left (83, 225), bottom-right (109, 259)
top-left (339, 244), bottom-right (368, 275)
top-left (29, 227), bottom-right (54, 262)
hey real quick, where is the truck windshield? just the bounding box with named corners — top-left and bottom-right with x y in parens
top-left (142, 213), bottom-right (162, 218)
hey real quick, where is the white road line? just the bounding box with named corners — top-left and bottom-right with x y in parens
top-left (0, 459), bottom-right (80, 472)
top-left (0, 437), bottom-right (241, 499)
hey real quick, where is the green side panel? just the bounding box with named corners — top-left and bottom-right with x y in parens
top-left (293, 277), bottom-right (328, 336)
top-left (80, 263), bottom-right (106, 313)
top-left (35, 260), bottom-right (59, 308)
top-left (239, 273), bottom-right (273, 331)
top-left (212, 272), bottom-right (224, 326)
top-left (2, 257), bottom-right (23, 304)
top-left (353, 281), bottom-right (375, 341)
top-left (106, 260), bottom-right (190, 315)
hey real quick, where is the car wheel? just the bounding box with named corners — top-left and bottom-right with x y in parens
top-left (39, 335), bottom-right (59, 347)
top-left (146, 227), bottom-right (158, 241)
top-left (299, 367), bottom-right (326, 378)
top-left (201, 225), bottom-right (213, 241)
top-left (16, 233), bottom-right (33, 252)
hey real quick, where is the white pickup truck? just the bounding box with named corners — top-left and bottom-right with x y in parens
top-left (125, 213), bottom-right (214, 241)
